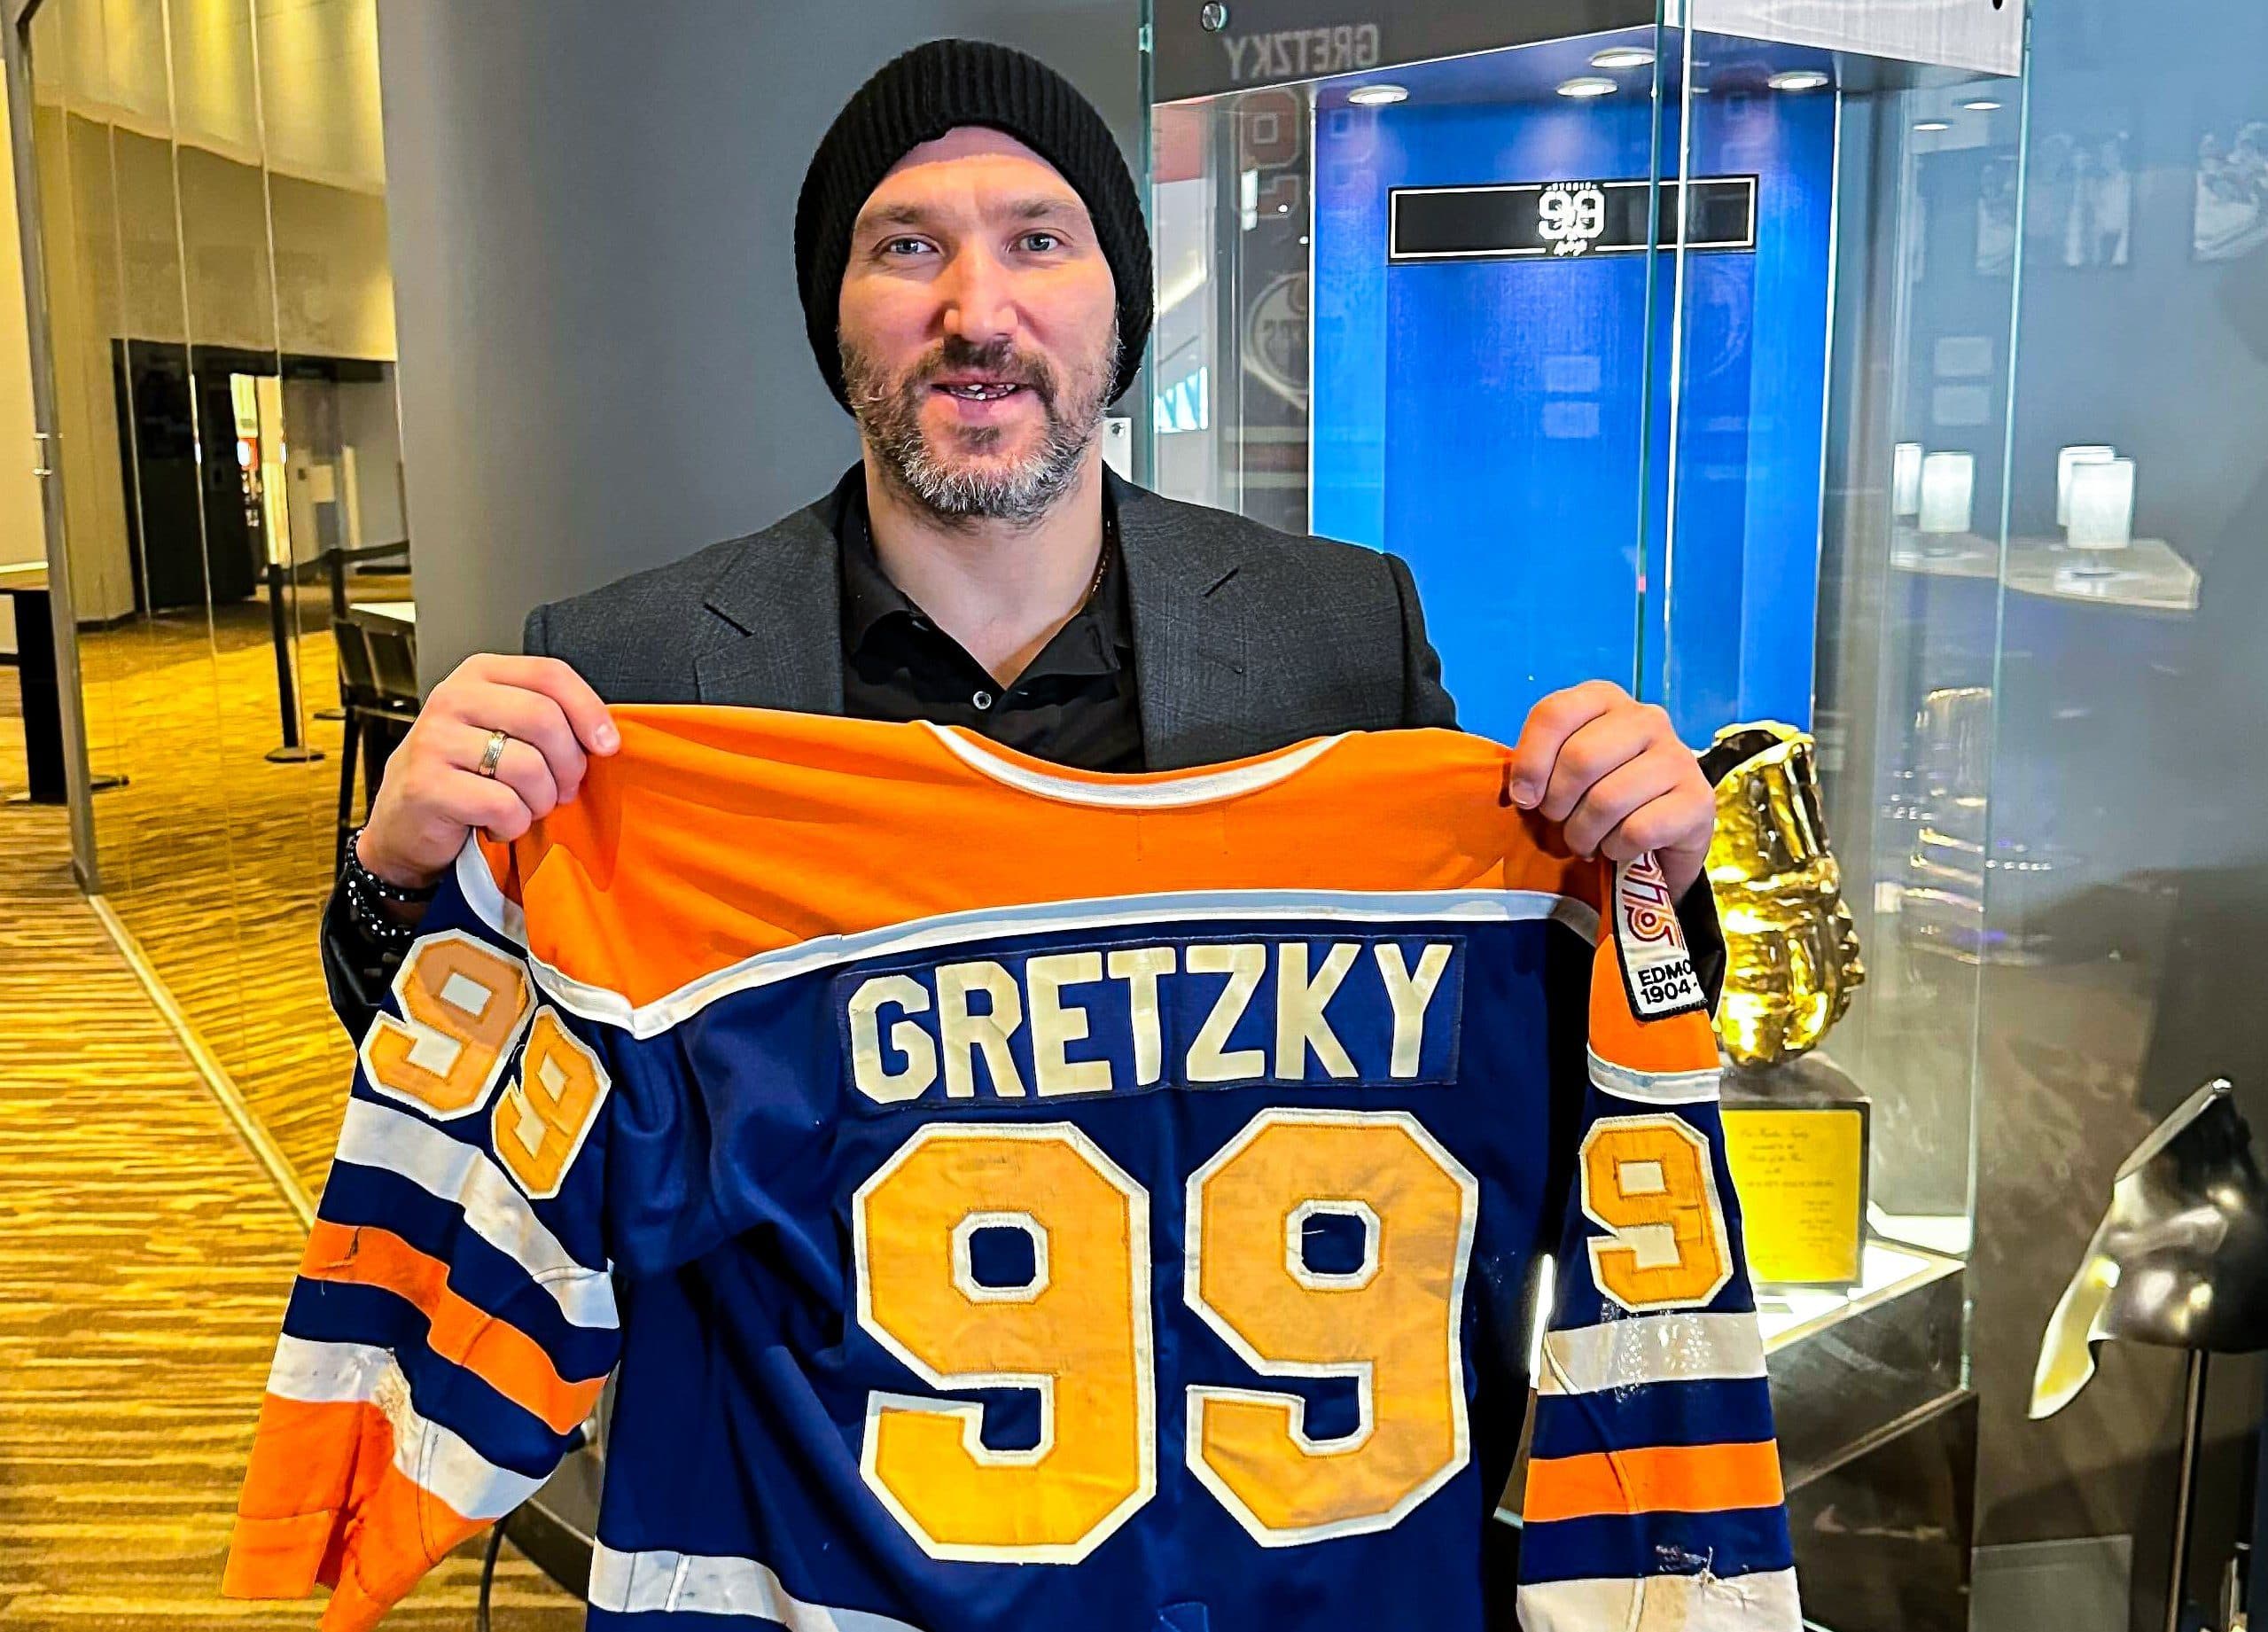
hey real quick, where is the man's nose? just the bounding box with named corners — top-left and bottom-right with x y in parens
top-left (938, 246), bottom-right (1017, 346)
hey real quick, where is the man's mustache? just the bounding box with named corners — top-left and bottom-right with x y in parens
top-left (907, 339), bottom-right (1057, 402)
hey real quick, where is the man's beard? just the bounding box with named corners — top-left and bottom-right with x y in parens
top-left (841, 327), bottom-right (1120, 527)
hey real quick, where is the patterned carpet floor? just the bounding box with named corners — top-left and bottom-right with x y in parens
top-left (0, 644), bottom-right (581, 1626)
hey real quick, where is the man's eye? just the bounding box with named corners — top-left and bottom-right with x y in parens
top-left (1020, 232), bottom-right (1063, 253)
top-left (884, 238), bottom-right (933, 257)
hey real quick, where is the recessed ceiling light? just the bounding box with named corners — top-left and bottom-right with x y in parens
top-left (1914, 120), bottom-right (1951, 132)
top-left (1590, 46), bottom-right (1656, 70)
top-left (1768, 69), bottom-right (1831, 92)
top-left (1963, 98), bottom-right (2002, 111)
top-left (1557, 76), bottom-right (1618, 99)
top-left (1346, 83), bottom-right (1408, 107)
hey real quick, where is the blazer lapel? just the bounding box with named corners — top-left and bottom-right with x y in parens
top-left (1113, 472), bottom-right (1260, 770)
top-left (692, 496), bottom-right (846, 713)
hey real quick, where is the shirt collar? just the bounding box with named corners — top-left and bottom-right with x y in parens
top-left (835, 466), bottom-right (1130, 676)
top-left (834, 469), bottom-right (916, 653)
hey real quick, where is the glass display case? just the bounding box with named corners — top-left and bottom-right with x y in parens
top-left (1145, 4), bottom-right (2028, 1624)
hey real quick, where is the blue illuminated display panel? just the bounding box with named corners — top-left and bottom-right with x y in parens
top-left (1310, 89), bottom-right (1835, 744)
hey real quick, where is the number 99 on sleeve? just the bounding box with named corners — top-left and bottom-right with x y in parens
top-left (1578, 1113), bottom-right (1734, 1312)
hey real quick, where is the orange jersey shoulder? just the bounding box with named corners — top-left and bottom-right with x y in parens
top-left (472, 707), bottom-right (1597, 1009)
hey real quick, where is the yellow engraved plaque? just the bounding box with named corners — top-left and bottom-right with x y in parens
top-left (1721, 1106), bottom-right (1868, 1288)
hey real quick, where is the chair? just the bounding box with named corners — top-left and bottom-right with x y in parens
top-left (363, 621), bottom-right (419, 705)
top-left (323, 547), bottom-right (351, 625)
top-left (315, 551), bottom-right (349, 722)
top-left (333, 614), bottom-right (423, 873)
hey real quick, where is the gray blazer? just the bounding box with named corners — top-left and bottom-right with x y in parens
top-left (521, 467), bottom-right (1458, 765)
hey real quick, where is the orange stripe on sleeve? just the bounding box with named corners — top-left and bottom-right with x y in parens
top-left (225, 1394), bottom-right (381, 1597)
top-left (1523, 1440), bottom-right (1787, 1524)
top-left (313, 1461), bottom-right (486, 1632)
top-left (226, 1394), bottom-right (487, 1624)
top-left (298, 1221), bottom-right (605, 1433)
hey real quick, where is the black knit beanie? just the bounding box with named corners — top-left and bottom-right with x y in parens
top-left (796, 39), bottom-right (1153, 412)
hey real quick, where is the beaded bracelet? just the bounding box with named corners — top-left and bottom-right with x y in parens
top-left (341, 826), bottom-right (439, 954)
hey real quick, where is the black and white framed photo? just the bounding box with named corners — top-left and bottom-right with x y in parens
top-left (2194, 119), bottom-right (2268, 262)
top-left (2030, 129), bottom-right (2133, 269)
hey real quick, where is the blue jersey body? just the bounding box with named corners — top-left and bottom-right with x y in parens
top-left (226, 710), bottom-right (1798, 1632)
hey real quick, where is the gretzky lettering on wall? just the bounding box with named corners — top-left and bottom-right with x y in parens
top-left (1219, 23), bottom-right (1382, 83)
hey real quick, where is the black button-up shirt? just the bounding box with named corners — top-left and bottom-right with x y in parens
top-left (836, 474), bottom-right (1143, 772)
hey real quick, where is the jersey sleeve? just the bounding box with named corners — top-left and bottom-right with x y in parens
top-left (1516, 855), bottom-right (1802, 1630)
top-left (223, 845), bottom-right (620, 1629)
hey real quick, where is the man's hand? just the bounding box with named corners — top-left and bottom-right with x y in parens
top-left (355, 654), bottom-right (619, 892)
top-left (1508, 679), bottom-right (1714, 897)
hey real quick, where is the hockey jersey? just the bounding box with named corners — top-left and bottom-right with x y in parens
top-left (224, 706), bottom-right (1799, 1631)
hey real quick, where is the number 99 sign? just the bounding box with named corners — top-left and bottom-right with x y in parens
top-left (1539, 184), bottom-right (1607, 255)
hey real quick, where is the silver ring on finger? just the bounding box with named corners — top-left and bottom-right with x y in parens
top-left (476, 729), bottom-right (510, 779)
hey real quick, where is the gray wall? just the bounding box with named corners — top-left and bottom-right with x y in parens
top-left (374, 0), bottom-right (1142, 688)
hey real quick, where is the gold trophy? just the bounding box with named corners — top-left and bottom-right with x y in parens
top-left (1701, 722), bottom-right (1871, 1290)
top-left (1703, 722), bottom-right (1866, 1065)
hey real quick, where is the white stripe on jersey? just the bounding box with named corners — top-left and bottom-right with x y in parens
top-left (388, 1370), bottom-right (545, 1520)
top-left (262, 1335), bottom-right (546, 1521)
top-left (265, 1333), bottom-right (391, 1402)
top-left (589, 1543), bottom-right (927, 1628)
top-left (926, 722), bottom-right (1346, 808)
top-left (459, 875), bottom-right (1603, 1041)
top-left (1586, 1049), bottom-right (1725, 1105)
top-left (1516, 1567), bottom-right (1802, 1629)
top-left (336, 1098), bottom-right (617, 1330)
top-left (456, 839), bottom-right (528, 946)
top-left (1537, 1311), bottom-right (1769, 1396)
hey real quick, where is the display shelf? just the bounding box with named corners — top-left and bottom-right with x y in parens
top-left (1891, 529), bottom-right (2199, 613)
top-left (1759, 1236), bottom-right (1966, 1352)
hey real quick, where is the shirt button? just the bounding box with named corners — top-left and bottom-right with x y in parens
top-left (972, 690), bottom-right (995, 711)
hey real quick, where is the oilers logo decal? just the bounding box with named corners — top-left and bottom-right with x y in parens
top-left (1614, 854), bottom-right (1709, 1021)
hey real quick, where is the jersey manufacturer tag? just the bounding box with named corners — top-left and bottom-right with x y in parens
top-left (1613, 855), bottom-right (1708, 1021)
